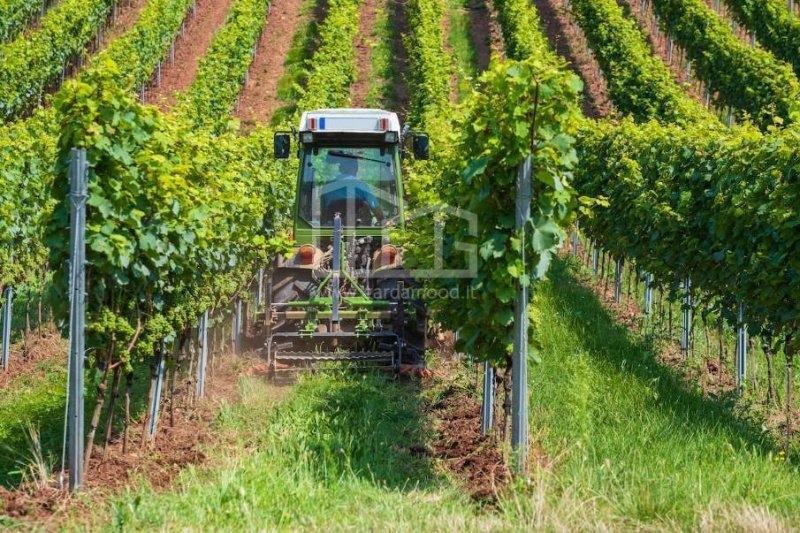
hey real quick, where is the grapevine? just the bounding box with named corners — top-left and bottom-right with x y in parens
top-left (722, 0), bottom-right (800, 79)
top-left (643, 0), bottom-right (800, 128)
top-left (0, 0), bottom-right (115, 121)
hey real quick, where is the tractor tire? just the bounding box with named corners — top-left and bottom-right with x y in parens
top-left (268, 268), bottom-right (313, 332)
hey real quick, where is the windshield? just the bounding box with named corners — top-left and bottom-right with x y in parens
top-left (298, 146), bottom-right (400, 228)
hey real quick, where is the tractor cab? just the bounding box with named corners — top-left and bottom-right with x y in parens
top-left (265, 109), bottom-right (429, 375)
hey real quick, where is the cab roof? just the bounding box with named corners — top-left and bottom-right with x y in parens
top-left (299, 109), bottom-right (402, 135)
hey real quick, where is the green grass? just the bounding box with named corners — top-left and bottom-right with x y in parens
top-left (580, 243), bottom-right (800, 450)
top-left (269, 0), bottom-right (326, 127)
top-left (0, 356), bottom-right (66, 486)
top-left (0, 355), bottom-right (153, 488)
top-left (363, 0), bottom-right (395, 109)
top-left (520, 258), bottom-right (800, 528)
top-left (445, 0), bottom-right (478, 102)
top-left (7, 257), bottom-right (800, 529)
top-left (98, 373), bottom-right (501, 531)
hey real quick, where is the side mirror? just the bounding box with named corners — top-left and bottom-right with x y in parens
top-left (274, 132), bottom-right (291, 159)
top-left (412, 134), bottom-right (430, 160)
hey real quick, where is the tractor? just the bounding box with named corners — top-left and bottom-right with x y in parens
top-left (263, 109), bottom-right (430, 375)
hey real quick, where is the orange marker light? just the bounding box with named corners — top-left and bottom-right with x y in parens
top-left (298, 245), bottom-right (315, 265)
top-left (381, 245), bottom-right (397, 265)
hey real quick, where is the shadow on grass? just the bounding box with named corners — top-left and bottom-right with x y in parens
top-left (269, 372), bottom-right (440, 491)
top-left (545, 257), bottom-right (790, 462)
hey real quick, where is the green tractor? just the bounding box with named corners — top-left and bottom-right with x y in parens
top-left (264, 109), bottom-right (430, 375)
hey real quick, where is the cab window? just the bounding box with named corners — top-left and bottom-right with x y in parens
top-left (298, 146), bottom-right (400, 227)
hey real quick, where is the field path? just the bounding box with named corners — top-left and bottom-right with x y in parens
top-left (235, 0), bottom-right (307, 125)
top-left (145, 0), bottom-right (238, 109)
top-left (350, 0), bottom-right (383, 106)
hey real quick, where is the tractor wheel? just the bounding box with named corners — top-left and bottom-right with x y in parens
top-left (268, 268), bottom-right (313, 332)
top-left (375, 277), bottom-right (427, 365)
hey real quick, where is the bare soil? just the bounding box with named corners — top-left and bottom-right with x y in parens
top-left (145, 0), bottom-right (238, 110)
top-left (350, 0), bottom-right (383, 106)
top-left (533, 0), bottom-right (612, 118)
top-left (0, 332), bottom-right (63, 389)
top-left (235, 0), bottom-right (307, 126)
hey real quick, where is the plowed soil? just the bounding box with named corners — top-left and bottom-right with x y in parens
top-left (533, 0), bottom-right (612, 118)
top-left (425, 352), bottom-right (511, 503)
top-left (145, 0), bottom-right (238, 110)
top-left (235, 0), bottom-right (306, 126)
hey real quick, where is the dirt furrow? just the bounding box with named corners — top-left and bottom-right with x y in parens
top-left (235, 0), bottom-right (306, 126)
top-left (350, 0), bottom-right (383, 106)
top-left (532, 0), bottom-right (612, 118)
top-left (466, 0), bottom-right (502, 71)
top-left (145, 0), bottom-right (238, 110)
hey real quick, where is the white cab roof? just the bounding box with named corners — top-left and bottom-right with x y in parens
top-left (299, 108), bottom-right (401, 134)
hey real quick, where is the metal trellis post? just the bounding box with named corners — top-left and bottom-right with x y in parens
top-left (644, 273), bottom-right (653, 316)
top-left (592, 246), bottom-right (599, 276)
top-left (148, 341), bottom-right (167, 437)
top-left (67, 148), bottom-right (88, 491)
top-left (681, 277), bottom-right (692, 358)
top-left (512, 155), bottom-right (531, 472)
top-left (572, 222), bottom-right (579, 256)
top-left (197, 310), bottom-right (209, 397)
top-left (257, 267), bottom-right (265, 308)
top-left (736, 302), bottom-right (747, 390)
top-left (614, 257), bottom-right (623, 303)
top-left (235, 298), bottom-right (243, 354)
top-left (481, 361), bottom-right (494, 435)
top-left (1, 286), bottom-right (12, 370)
